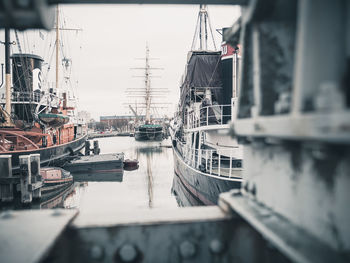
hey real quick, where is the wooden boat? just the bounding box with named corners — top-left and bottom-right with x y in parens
top-left (40, 167), bottom-right (73, 185)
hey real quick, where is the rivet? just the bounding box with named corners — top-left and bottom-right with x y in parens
top-left (90, 245), bottom-right (104, 261)
top-left (210, 239), bottom-right (224, 254)
top-left (179, 240), bottom-right (196, 259)
top-left (119, 244), bottom-right (138, 262)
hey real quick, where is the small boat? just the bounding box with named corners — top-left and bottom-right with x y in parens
top-left (38, 113), bottom-right (69, 128)
top-left (123, 159), bottom-right (139, 170)
top-left (40, 167), bottom-right (73, 185)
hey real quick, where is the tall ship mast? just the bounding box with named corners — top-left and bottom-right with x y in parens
top-left (171, 5), bottom-right (243, 205)
top-left (128, 44), bottom-right (169, 141)
top-left (0, 5), bottom-right (87, 173)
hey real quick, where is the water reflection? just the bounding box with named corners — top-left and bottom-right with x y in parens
top-left (1, 137), bottom-right (198, 211)
top-left (63, 137), bottom-right (179, 212)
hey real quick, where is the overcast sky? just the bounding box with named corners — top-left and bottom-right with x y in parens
top-left (0, 4), bottom-right (240, 120)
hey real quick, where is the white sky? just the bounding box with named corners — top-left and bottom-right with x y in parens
top-left (0, 4), bottom-right (240, 120)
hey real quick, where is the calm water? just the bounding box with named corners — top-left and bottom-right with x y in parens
top-left (63, 136), bottom-right (179, 212)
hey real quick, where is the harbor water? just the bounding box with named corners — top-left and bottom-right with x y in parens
top-left (63, 136), bottom-right (179, 212)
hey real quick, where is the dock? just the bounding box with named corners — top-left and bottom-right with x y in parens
top-left (62, 153), bottom-right (124, 174)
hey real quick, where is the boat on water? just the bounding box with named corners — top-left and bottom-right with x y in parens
top-left (128, 45), bottom-right (168, 141)
top-left (135, 124), bottom-right (163, 141)
top-left (0, 7), bottom-right (87, 173)
top-left (171, 5), bottom-right (243, 205)
top-left (40, 167), bottom-right (73, 186)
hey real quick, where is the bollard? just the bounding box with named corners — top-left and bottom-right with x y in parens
top-left (85, 140), bottom-right (91, 156)
top-left (0, 155), bottom-right (13, 202)
top-left (93, 140), bottom-right (100, 155)
top-left (30, 154), bottom-right (42, 199)
top-left (19, 155), bottom-right (32, 204)
top-left (19, 154), bottom-right (43, 203)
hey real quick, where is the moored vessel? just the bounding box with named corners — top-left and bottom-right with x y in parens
top-left (171, 5), bottom-right (243, 205)
top-left (128, 45), bottom-right (167, 141)
top-left (0, 7), bottom-right (87, 173)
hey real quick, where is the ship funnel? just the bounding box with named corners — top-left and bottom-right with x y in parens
top-left (12, 54), bottom-right (44, 93)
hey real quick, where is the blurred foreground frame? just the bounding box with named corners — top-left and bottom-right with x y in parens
top-left (1, 0), bottom-right (350, 263)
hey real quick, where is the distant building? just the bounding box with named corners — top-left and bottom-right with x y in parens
top-left (100, 115), bottom-right (143, 131)
top-left (100, 115), bottom-right (164, 130)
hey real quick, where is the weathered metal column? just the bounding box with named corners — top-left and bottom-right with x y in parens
top-left (19, 154), bottom-right (42, 203)
top-left (30, 154), bottom-right (41, 199)
top-left (4, 28), bottom-right (13, 127)
top-left (20, 155), bottom-right (32, 204)
top-left (0, 155), bottom-right (13, 202)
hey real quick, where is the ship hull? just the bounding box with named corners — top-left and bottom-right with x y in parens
top-left (0, 134), bottom-right (87, 174)
top-left (135, 129), bottom-right (163, 141)
top-left (172, 146), bottom-right (241, 206)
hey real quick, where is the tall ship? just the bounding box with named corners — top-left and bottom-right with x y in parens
top-left (0, 7), bottom-right (87, 173)
top-left (171, 5), bottom-right (243, 205)
top-left (129, 45), bottom-right (168, 141)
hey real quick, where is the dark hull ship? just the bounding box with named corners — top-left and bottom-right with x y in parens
top-left (129, 45), bottom-right (167, 141)
top-left (171, 6), bottom-right (243, 205)
top-left (135, 124), bottom-right (163, 141)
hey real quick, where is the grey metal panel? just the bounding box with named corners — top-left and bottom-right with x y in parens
top-left (0, 209), bottom-right (78, 263)
top-left (48, 0), bottom-right (248, 5)
top-left (219, 190), bottom-right (349, 263)
top-left (47, 207), bottom-right (290, 263)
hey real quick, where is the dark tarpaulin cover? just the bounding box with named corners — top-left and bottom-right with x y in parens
top-left (180, 51), bottom-right (223, 109)
top-left (186, 51), bottom-right (222, 87)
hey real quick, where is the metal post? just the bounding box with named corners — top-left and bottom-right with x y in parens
top-left (197, 132), bottom-right (202, 169)
top-left (205, 150), bottom-right (208, 171)
top-left (209, 150), bottom-right (213, 175)
top-left (4, 28), bottom-right (13, 127)
top-left (85, 140), bottom-right (91, 156)
top-left (30, 154), bottom-right (42, 199)
top-left (221, 106), bottom-right (223, 125)
top-left (229, 152), bottom-right (232, 178)
top-left (206, 106), bottom-right (209, 126)
top-left (218, 153), bottom-right (221, 176)
top-left (0, 155), bottom-right (13, 202)
top-left (93, 140), bottom-right (100, 155)
top-left (20, 155), bottom-right (32, 204)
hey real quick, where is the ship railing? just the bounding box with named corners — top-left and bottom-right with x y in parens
top-left (186, 104), bottom-right (232, 130)
top-left (11, 91), bottom-right (42, 103)
top-left (175, 138), bottom-right (242, 180)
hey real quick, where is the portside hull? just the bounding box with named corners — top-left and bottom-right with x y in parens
top-left (172, 147), bottom-right (241, 205)
top-left (0, 134), bottom-right (87, 174)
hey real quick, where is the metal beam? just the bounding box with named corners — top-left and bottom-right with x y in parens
top-left (48, 0), bottom-right (248, 5)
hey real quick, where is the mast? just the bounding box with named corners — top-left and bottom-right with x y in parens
top-left (199, 4), bottom-right (208, 51)
top-left (56, 5), bottom-right (59, 92)
top-left (4, 28), bottom-right (13, 126)
top-left (191, 5), bottom-right (216, 51)
top-left (145, 44), bottom-right (151, 124)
